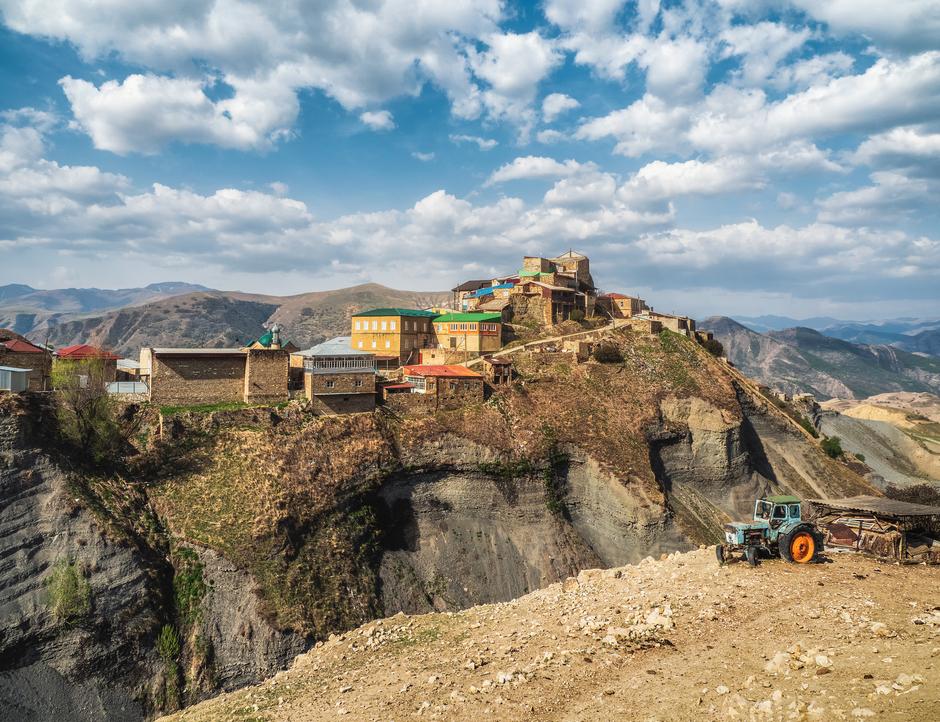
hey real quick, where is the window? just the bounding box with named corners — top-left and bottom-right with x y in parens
top-left (789, 504), bottom-right (800, 519)
top-left (325, 380), bottom-right (335, 388)
top-left (385, 340), bottom-right (391, 349)
top-left (354, 320), bottom-right (361, 330)
top-left (371, 340), bottom-right (377, 349)
top-left (354, 379), bottom-right (362, 387)
top-left (390, 321), bottom-right (396, 331)
top-left (371, 320), bottom-right (378, 330)
top-left (381, 321), bottom-right (387, 331)
top-left (357, 341), bottom-right (363, 349)
top-left (772, 505), bottom-right (787, 519)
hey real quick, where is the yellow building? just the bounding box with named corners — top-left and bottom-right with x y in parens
top-left (350, 308), bottom-right (438, 364)
top-left (596, 293), bottom-right (649, 319)
top-left (432, 312), bottom-right (502, 357)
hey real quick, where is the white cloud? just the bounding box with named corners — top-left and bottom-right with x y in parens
top-left (542, 92), bottom-right (580, 122)
top-left (640, 36), bottom-right (709, 101)
top-left (720, 22), bottom-right (810, 86)
top-left (543, 0), bottom-right (628, 34)
top-left (411, 151), bottom-right (435, 162)
top-left (618, 157), bottom-right (762, 206)
top-left (769, 52), bottom-right (855, 90)
top-left (576, 94), bottom-right (690, 156)
top-left (269, 181), bottom-right (289, 195)
top-left (536, 129), bottom-right (567, 144)
top-left (0, 0), bottom-right (513, 151)
top-left (360, 110), bottom-right (395, 131)
top-left (60, 74), bottom-right (297, 153)
top-left (853, 126), bottom-right (940, 175)
top-left (449, 133), bottom-right (498, 150)
top-left (816, 171), bottom-right (935, 224)
top-left (789, 0), bottom-right (940, 53)
top-left (486, 156), bottom-right (596, 185)
top-left (543, 173), bottom-right (618, 207)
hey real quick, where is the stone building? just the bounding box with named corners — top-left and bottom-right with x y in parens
top-left (0, 331), bottom-right (51, 391)
top-left (296, 337), bottom-right (376, 415)
top-left (481, 356), bottom-right (512, 386)
top-left (596, 293), bottom-right (649, 319)
top-left (510, 280), bottom-right (585, 325)
top-left (351, 308), bottom-right (438, 364)
top-left (451, 280), bottom-right (490, 312)
top-left (401, 364), bottom-right (484, 407)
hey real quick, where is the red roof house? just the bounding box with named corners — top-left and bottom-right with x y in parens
top-left (57, 344), bottom-right (121, 361)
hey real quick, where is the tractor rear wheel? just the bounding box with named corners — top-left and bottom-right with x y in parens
top-left (745, 546), bottom-right (758, 567)
top-left (716, 545), bottom-right (726, 565)
top-left (781, 526), bottom-right (818, 563)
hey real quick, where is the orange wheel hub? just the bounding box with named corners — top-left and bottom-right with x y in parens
top-left (790, 532), bottom-right (815, 563)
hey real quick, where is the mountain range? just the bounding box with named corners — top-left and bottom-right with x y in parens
top-left (4, 283), bottom-right (448, 356)
top-left (704, 316), bottom-right (940, 400)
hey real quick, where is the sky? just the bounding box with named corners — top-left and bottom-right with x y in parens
top-left (0, 0), bottom-right (939, 320)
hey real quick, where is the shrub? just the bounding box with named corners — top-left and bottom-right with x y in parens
top-left (702, 338), bottom-right (724, 357)
top-left (796, 415), bottom-right (819, 438)
top-left (156, 624), bottom-right (181, 663)
top-left (855, 453), bottom-right (866, 462)
top-left (592, 342), bottom-right (623, 363)
top-left (569, 309), bottom-right (585, 322)
top-left (47, 559), bottom-right (91, 622)
top-left (821, 436), bottom-right (843, 458)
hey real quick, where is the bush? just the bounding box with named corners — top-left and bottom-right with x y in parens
top-left (797, 415), bottom-right (819, 438)
top-left (569, 309), bottom-right (585, 322)
top-left (592, 342), bottom-right (623, 363)
top-left (855, 453), bottom-right (866, 462)
top-left (157, 624), bottom-right (181, 663)
top-left (702, 338), bottom-right (724, 357)
top-left (884, 483), bottom-right (940, 507)
top-left (47, 559), bottom-right (91, 622)
top-left (820, 436), bottom-right (843, 458)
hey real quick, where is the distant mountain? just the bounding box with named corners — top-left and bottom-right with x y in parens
top-left (823, 324), bottom-right (940, 356)
top-left (732, 315), bottom-right (844, 333)
top-left (703, 316), bottom-right (940, 400)
top-left (0, 281), bottom-right (213, 337)
top-left (32, 283), bottom-right (450, 357)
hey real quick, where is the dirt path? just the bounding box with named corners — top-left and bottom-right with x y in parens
top-left (163, 549), bottom-right (940, 722)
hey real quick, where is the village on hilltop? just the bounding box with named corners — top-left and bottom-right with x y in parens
top-left (0, 251), bottom-right (713, 415)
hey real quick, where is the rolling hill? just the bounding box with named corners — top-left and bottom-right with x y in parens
top-left (30, 283), bottom-right (450, 356)
top-left (704, 316), bottom-right (940, 400)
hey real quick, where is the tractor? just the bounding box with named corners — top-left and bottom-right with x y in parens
top-left (716, 495), bottom-right (824, 566)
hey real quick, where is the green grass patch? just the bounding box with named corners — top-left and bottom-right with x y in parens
top-left (46, 559), bottom-right (91, 623)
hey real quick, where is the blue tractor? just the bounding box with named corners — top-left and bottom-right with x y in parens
top-left (716, 495), bottom-right (824, 566)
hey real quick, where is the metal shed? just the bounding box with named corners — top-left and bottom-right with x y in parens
top-left (0, 366), bottom-right (31, 392)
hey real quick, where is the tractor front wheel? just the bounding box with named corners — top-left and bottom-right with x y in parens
top-left (716, 545), bottom-right (726, 565)
top-left (745, 546), bottom-right (759, 567)
top-left (780, 527), bottom-right (818, 563)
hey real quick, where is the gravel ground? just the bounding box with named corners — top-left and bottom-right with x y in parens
top-left (162, 549), bottom-right (940, 722)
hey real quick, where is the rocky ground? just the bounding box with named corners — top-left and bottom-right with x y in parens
top-left (161, 549), bottom-right (940, 722)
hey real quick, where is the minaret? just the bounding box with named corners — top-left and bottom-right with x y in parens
top-left (270, 323), bottom-right (282, 349)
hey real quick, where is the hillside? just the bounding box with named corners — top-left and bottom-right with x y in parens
top-left (704, 317), bottom-right (940, 400)
top-left (160, 548), bottom-right (940, 722)
top-left (0, 327), bottom-right (879, 720)
top-left (29, 283), bottom-right (449, 356)
top-left (0, 282), bottom-right (210, 337)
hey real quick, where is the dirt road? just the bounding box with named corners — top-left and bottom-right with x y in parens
top-left (163, 549), bottom-right (940, 721)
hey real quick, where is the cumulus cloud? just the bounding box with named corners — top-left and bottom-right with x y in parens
top-left (542, 92), bottom-right (580, 122)
top-left (789, 0), bottom-right (940, 53)
top-left (852, 126), bottom-right (940, 176)
top-left (816, 171), bottom-right (936, 225)
top-left (360, 110), bottom-right (395, 131)
top-left (536, 129), bottom-right (567, 144)
top-left (486, 156), bottom-right (596, 185)
top-left (411, 151), bottom-right (435, 162)
top-left (720, 22), bottom-right (811, 86)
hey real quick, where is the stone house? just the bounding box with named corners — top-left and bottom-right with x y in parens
top-left (510, 280), bottom-right (585, 325)
top-left (480, 356), bottom-right (512, 386)
top-left (451, 280), bottom-right (490, 312)
top-left (401, 364), bottom-right (484, 407)
top-left (295, 337), bottom-right (376, 415)
top-left (596, 293), bottom-right (649, 319)
top-left (0, 331), bottom-right (51, 391)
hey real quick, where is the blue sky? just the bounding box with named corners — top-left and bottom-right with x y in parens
top-left (0, 1), bottom-right (939, 320)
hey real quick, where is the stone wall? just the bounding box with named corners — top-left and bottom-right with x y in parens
top-left (0, 350), bottom-right (51, 391)
top-left (312, 393), bottom-right (376, 415)
top-left (307, 371), bottom-right (375, 398)
top-left (509, 294), bottom-right (550, 327)
top-left (244, 349), bottom-right (288, 403)
top-left (150, 355), bottom-right (245, 406)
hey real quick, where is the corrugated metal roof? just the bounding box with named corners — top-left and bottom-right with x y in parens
top-left (403, 364), bottom-right (483, 378)
top-left (2, 339), bottom-right (45, 354)
top-left (57, 344), bottom-right (120, 360)
top-left (353, 308), bottom-right (439, 318)
top-left (807, 496), bottom-right (940, 519)
top-left (468, 283), bottom-right (513, 298)
top-left (0, 365), bottom-right (31, 372)
top-left (451, 280), bottom-right (490, 292)
top-left (296, 336), bottom-right (374, 357)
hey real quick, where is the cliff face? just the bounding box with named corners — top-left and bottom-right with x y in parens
top-left (0, 329), bottom-right (879, 720)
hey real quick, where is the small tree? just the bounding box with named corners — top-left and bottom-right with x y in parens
top-left (820, 436), bottom-right (843, 458)
top-left (702, 338), bottom-right (724, 357)
top-left (569, 309), bottom-right (585, 323)
top-left (53, 357), bottom-right (127, 467)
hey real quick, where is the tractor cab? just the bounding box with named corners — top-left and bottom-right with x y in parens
top-left (754, 496), bottom-right (802, 530)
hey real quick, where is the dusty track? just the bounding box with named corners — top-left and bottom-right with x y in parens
top-left (163, 549), bottom-right (940, 721)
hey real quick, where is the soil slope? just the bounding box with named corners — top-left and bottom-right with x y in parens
top-left (159, 549), bottom-right (940, 722)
